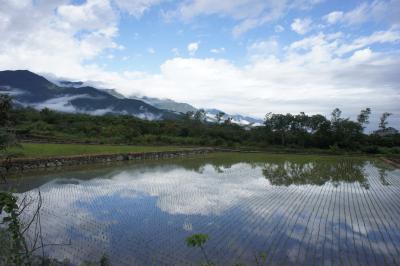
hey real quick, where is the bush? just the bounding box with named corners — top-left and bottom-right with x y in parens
top-left (328, 144), bottom-right (341, 154)
top-left (389, 147), bottom-right (400, 154)
top-left (362, 145), bottom-right (380, 154)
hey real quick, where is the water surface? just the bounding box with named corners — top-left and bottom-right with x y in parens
top-left (4, 153), bottom-right (400, 265)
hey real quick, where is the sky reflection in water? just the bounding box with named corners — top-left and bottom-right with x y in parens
top-left (11, 154), bottom-right (400, 265)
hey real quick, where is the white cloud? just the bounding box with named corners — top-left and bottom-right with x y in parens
top-left (102, 30), bottom-right (398, 125)
top-left (0, 0), bottom-right (119, 77)
top-left (323, 0), bottom-right (400, 26)
top-left (336, 28), bottom-right (400, 55)
top-left (31, 95), bottom-right (89, 113)
top-left (350, 48), bottom-right (373, 63)
top-left (210, 47), bottom-right (225, 54)
top-left (171, 48), bottom-right (180, 56)
top-left (57, 0), bottom-right (116, 31)
top-left (187, 42), bottom-right (199, 56)
top-left (323, 11), bottom-right (343, 24)
top-left (274, 24), bottom-right (285, 32)
top-left (247, 38), bottom-right (279, 60)
top-left (176, 0), bottom-right (274, 21)
top-left (341, 2), bottom-right (370, 25)
top-left (168, 0), bottom-right (322, 36)
top-left (147, 47), bottom-right (156, 54)
top-left (291, 18), bottom-right (313, 35)
top-left (113, 0), bottom-right (165, 17)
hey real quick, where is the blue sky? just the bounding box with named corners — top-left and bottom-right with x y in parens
top-left (95, 0), bottom-right (396, 72)
top-left (0, 0), bottom-right (399, 128)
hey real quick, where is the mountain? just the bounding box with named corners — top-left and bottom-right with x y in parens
top-left (57, 80), bottom-right (126, 100)
top-left (58, 80), bottom-right (84, 87)
top-left (0, 70), bottom-right (263, 125)
top-left (100, 89), bottom-right (126, 99)
top-left (205, 109), bottom-right (264, 126)
top-left (0, 70), bottom-right (177, 120)
top-left (131, 96), bottom-right (197, 114)
top-left (129, 97), bottom-right (263, 126)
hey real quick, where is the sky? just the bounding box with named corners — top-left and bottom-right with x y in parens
top-left (0, 0), bottom-right (399, 128)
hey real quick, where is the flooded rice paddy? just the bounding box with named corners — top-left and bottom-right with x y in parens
top-left (3, 153), bottom-right (400, 265)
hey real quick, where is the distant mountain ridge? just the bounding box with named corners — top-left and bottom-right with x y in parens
top-left (0, 70), bottom-right (264, 126)
top-left (205, 109), bottom-right (264, 126)
top-left (128, 98), bottom-right (264, 126)
top-left (58, 80), bottom-right (84, 87)
top-left (0, 70), bottom-right (177, 120)
top-left (130, 97), bottom-right (264, 126)
top-left (131, 96), bottom-right (198, 114)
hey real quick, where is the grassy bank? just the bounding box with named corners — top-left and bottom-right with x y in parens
top-left (5, 143), bottom-right (190, 159)
top-left (3, 143), bottom-right (395, 160)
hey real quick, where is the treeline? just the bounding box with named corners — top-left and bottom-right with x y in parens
top-left (1, 95), bottom-right (399, 154)
top-left (260, 108), bottom-right (398, 151)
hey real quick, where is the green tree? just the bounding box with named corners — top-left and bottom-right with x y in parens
top-left (268, 113), bottom-right (293, 145)
top-left (308, 114), bottom-right (328, 133)
top-left (183, 111), bottom-right (194, 121)
top-left (0, 192), bottom-right (27, 265)
top-left (357, 108), bottom-right (371, 128)
top-left (0, 94), bottom-right (17, 151)
top-left (215, 111), bottom-right (225, 123)
top-left (224, 117), bottom-right (232, 125)
top-left (379, 112), bottom-right (392, 130)
top-left (331, 108), bottom-right (342, 123)
top-left (194, 109), bottom-right (206, 122)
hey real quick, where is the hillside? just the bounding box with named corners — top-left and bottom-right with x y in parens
top-left (0, 70), bottom-right (177, 120)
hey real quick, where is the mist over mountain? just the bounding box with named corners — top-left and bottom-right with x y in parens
top-left (130, 96), bottom-right (198, 114)
top-left (130, 97), bottom-right (264, 126)
top-left (0, 70), bottom-right (265, 126)
top-left (58, 80), bottom-right (84, 88)
top-left (0, 70), bottom-right (177, 120)
top-left (204, 109), bottom-right (264, 126)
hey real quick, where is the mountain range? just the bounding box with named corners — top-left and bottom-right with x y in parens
top-left (132, 96), bottom-right (198, 114)
top-left (204, 109), bottom-right (263, 126)
top-left (0, 70), bottom-right (177, 120)
top-left (0, 70), bottom-right (263, 125)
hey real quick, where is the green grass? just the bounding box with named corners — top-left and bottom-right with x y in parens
top-left (6, 143), bottom-right (190, 159)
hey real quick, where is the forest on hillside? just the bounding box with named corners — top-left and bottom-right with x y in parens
top-left (1, 94), bottom-right (399, 154)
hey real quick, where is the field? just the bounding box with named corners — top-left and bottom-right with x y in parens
top-left (6, 143), bottom-right (189, 158)
top-left (8, 153), bottom-right (400, 265)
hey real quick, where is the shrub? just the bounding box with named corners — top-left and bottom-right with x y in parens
top-left (362, 145), bottom-right (380, 154)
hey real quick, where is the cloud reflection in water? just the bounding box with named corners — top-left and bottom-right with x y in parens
top-left (15, 155), bottom-right (400, 265)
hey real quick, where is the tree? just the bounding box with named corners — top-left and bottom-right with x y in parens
top-left (357, 108), bottom-right (371, 129)
top-left (308, 114), bottom-right (328, 133)
top-left (379, 112), bottom-right (392, 130)
top-left (194, 109), bottom-right (206, 122)
top-left (215, 111), bottom-right (225, 123)
top-left (40, 107), bottom-right (57, 124)
top-left (328, 107), bottom-right (365, 149)
top-left (294, 112), bottom-right (308, 131)
top-left (311, 117), bottom-right (332, 148)
top-left (0, 94), bottom-right (12, 127)
top-left (183, 111), bottom-right (194, 121)
top-left (0, 95), bottom-right (17, 151)
top-left (224, 117), bottom-right (232, 125)
top-left (1, 97), bottom-right (46, 263)
top-left (268, 113), bottom-right (293, 145)
top-left (331, 108), bottom-right (342, 123)
top-left (335, 119), bottom-right (363, 149)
